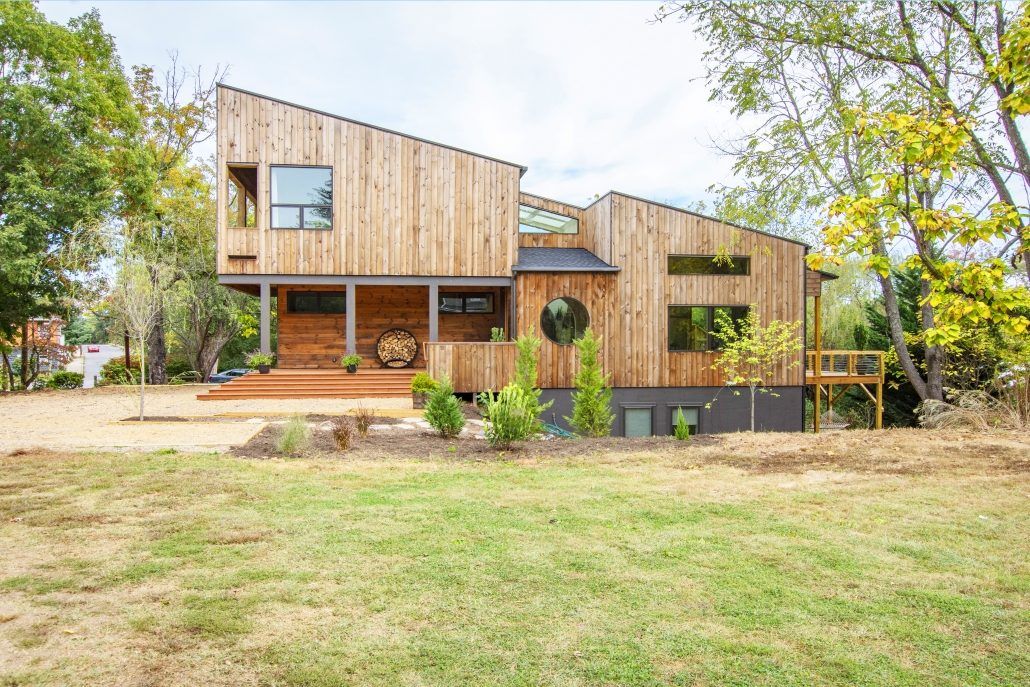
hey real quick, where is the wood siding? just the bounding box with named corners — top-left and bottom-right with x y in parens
top-left (517, 192), bottom-right (613, 263)
top-left (515, 193), bottom-right (806, 388)
top-left (217, 86), bottom-right (521, 277)
top-left (424, 342), bottom-right (516, 393)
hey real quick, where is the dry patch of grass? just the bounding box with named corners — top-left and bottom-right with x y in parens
top-left (0, 429), bottom-right (1027, 686)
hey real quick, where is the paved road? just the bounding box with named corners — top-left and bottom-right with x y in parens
top-left (66, 344), bottom-right (125, 388)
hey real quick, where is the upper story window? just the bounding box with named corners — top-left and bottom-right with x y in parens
top-left (668, 255), bottom-right (750, 276)
top-left (227, 164), bottom-right (257, 228)
top-left (271, 166), bottom-right (333, 230)
top-left (668, 305), bottom-right (748, 351)
top-left (519, 205), bottom-right (578, 235)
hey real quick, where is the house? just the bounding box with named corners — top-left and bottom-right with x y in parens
top-left (210, 84), bottom-right (882, 434)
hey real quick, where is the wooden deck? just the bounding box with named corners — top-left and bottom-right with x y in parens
top-left (806, 350), bottom-right (885, 430)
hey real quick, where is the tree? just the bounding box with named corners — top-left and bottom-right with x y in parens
top-left (0, 1), bottom-right (139, 344)
top-left (708, 307), bottom-right (803, 431)
top-left (511, 326), bottom-right (553, 426)
top-left (110, 255), bottom-right (169, 420)
top-left (423, 376), bottom-right (466, 438)
top-left (656, 0), bottom-right (1030, 401)
top-left (566, 328), bottom-right (614, 437)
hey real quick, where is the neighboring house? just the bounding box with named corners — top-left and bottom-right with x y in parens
top-left (213, 84), bottom-right (881, 434)
top-left (1, 317), bottom-right (72, 389)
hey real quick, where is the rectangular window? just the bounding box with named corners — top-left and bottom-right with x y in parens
top-left (623, 407), bottom-right (654, 437)
top-left (519, 205), bottom-right (579, 234)
top-left (227, 165), bottom-right (257, 228)
top-left (439, 293), bottom-right (494, 314)
top-left (668, 305), bottom-right (749, 351)
top-left (669, 406), bottom-right (699, 436)
top-left (668, 255), bottom-right (750, 276)
top-left (286, 291), bottom-right (346, 314)
top-left (271, 166), bottom-right (332, 230)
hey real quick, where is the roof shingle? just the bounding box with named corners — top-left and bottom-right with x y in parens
top-left (513, 247), bottom-right (620, 273)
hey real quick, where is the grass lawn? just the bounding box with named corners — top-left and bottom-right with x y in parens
top-left (0, 430), bottom-right (1027, 686)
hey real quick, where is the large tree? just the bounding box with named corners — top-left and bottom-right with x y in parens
top-left (657, 0), bottom-right (1030, 402)
top-left (0, 1), bottom-right (139, 344)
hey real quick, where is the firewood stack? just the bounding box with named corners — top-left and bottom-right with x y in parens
top-left (376, 328), bottom-right (418, 368)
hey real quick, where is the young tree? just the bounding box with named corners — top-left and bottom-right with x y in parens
top-left (423, 376), bottom-right (466, 438)
top-left (110, 256), bottom-right (168, 420)
top-left (708, 307), bottom-right (803, 431)
top-left (566, 328), bottom-right (614, 437)
top-left (511, 326), bottom-right (553, 425)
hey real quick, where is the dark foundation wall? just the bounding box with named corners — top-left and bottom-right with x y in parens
top-left (539, 387), bottom-right (805, 435)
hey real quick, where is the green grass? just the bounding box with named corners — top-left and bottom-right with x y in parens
top-left (0, 443), bottom-right (1027, 686)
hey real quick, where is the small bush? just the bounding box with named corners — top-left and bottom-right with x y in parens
top-left (340, 354), bottom-right (362, 369)
top-left (423, 376), bottom-right (466, 438)
top-left (410, 371), bottom-right (438, 394)
top-left (566, 327), bottom-right (613, 437)
top-left (330, 416), bottom-right (353, 450)
top-left (673, 407), bottom-right (692, 440)
top-left (245, 351), bottom-right (275, 368)
top-left (99, 357), bottom-right (139, 385)
top-left (44, 371), bottom-right (84, 389)
top-left (276, 415), bottom-right (310, 456)
top-left (490, 327), bottom-right (506, 342)
top-left (480, 384), bottom-right (538, 449)
top-left (353, 405), bottom-right (375, 437)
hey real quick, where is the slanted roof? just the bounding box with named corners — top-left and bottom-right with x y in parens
top-left (513, 247), bottom-right (620, 273)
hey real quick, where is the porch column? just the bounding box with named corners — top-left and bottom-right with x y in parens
top-left (345, 281), bottom-right (356, 355)
top-left (259, 282), bottom-right (271, 355)
top-left (428, 282), bottom-right (439, 342)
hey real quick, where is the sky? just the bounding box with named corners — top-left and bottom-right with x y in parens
top-left (40, 0), bottom-right (738, 209)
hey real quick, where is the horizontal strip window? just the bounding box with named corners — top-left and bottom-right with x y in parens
top-left (286, 291), bottom-right (346, 314)
top-left (668, 255), bottom-right (750, 276)
top-left (271, 165), bottom-right (333, 230)
top-left (668, 305), bottom-right (748, 351)
top-left (439, 293), bottom-right (494, 314)
top-left (519, 204), bottom-right (578, 235)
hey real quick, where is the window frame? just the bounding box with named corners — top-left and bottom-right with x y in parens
top-left (270, 164), bottom-right (334, 231)
top-left (285, 290), bottom-right (347, 315)
top-left (226, 163), bottom-right (258, 229)
top-left (667, 305), bottom-right (749, 352)
top-left (667, 404), bottom-right (702, 436)
top-left (621, 403), bottom-right (656, 438)
top-left (540, 296), bottom-right (590, 346)
top-left (667, 254), bottom-right (751, 276)
top-left (438, 292), bottom-right (495, 314)
top-left (518, 204), bottom-right (580, 235)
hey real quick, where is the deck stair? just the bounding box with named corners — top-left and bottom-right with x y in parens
top-left (196, 368), bottom-right (416, 400)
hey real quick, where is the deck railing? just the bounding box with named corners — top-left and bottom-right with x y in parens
top-left (424, 341), bottom-right (517, 393)
top-left (806, 350), bottom-right (884, 380)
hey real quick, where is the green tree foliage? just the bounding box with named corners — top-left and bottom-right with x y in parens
top-left (512, 326), bottom-right (553, 427)
top-left (481, 384), bottom-right (539, 449)
top-left (673, 407), bottom-right (692, 440)
top-left (423, 376), bottom-right (466, 438)
top-left (0, 1), bottom-right (139, 340)
top-left (708, 307), bottom-right (803, 431)
top-left (44, 371), bottom-right (83, 390)
top-left (566, 328), bottom-right (614, 437)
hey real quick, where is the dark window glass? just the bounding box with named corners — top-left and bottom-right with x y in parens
top-left (712, 306), bottom-right (749, 348)
top-left (439, 293), bottom-right (494, 314)
top-left (669, 406), bottom-right (699, 436)
top-left (271, 166), bottom-right (332, 230)
top-left (227, 165), bottom-right (257, 228)
top-left (624, 407), bottom-right (653, 437)
top-left (541, 297), bottom-right (589, 345)
top-left (668, 255), bottom-right (750, 276)
top-left (287, 291), bottom-right (346, 314)
top-left (669, 305), bottom-right (749, 351)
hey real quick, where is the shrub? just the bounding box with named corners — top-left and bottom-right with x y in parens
top-left (353, 405), bottom-right (375, 437)
top-left (566, 327), bottom-right (613, 437)
top-left (673, 407), bottom-right (692, 440)
top-left (245, 351), bottom-right (275, 368)
top-left (918, 366), bottom-right (1028, 431)
top-left (490, 327), bottom-right (506, 342)
top-left (276, 415), bottom-right (310, 456)
top-left (99, 357), bottom-right (139, 385)
top-left (340, 354), bottom-right (362, 369)
top-left (511, 326), bottom-right (553, 430)
top-left (44, 371), bottom-right (84, 389)
top-left (410, 371), bottom-right (438, 394)
top-left (329, 416), bottom-right (353, 450)
top-left (481, 384), bottom-right (538, 449)
top-left (423, 376), bottom-right (465, 438)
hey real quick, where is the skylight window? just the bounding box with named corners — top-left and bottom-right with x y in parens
top-left (518, 205), bottom-right (578, 234)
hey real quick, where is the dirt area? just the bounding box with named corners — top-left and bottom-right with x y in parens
top-left (0, 386), bottom-right (411, 453)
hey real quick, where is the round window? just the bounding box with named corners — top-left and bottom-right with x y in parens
top-left (540, 297), bottom-right (590, 345)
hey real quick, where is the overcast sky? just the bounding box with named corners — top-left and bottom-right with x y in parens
top-left (41, 1), bottom-right (738, 209)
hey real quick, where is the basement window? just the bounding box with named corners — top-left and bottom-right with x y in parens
top-left (519, 205), bottom-right (578, 234)
top-left (669, 406), bottom-right (700, 436)
top-left (227, 164), bottom-right (257, 228)
top-left (271, 166), bottom-right (333, 229)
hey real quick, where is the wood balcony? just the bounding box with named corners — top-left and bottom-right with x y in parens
top-left (424, 341), bottom-right (517, 393)
top-left (806, 350), bottom-right (884, 384)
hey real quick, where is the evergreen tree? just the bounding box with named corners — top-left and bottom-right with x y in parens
top-left (566, 328), bottom-right (613, 437)
top-left (512, 326), bottom-right (553, 427)
top-left (423, 376), bottom-right (465, 438)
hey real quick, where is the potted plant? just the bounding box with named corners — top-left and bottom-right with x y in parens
top-left (341, 353), bottom-right (363, 373)
top-left (410, 371), bottom-right (438, 409)
top-left (245, 351), bottom-right (275, 374)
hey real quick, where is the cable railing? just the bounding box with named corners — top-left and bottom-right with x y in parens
top-left (806, 350), bottom-right (884, 379)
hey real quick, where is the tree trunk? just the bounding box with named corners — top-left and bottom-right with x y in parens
top-left (19, 321), bottom-right (29, 389)
top-left (875, 270), bottom-right (930, 400)
top-left (1, 351), bottom-right (13, 391)
top-left (139, 335), bottom-right (146, 421)
top-left (920, 280), bottom-right (945, 401)
top-left (750, 386), bottom-right (756, 432)
top-left (146, 308), bottom-right (167, 385)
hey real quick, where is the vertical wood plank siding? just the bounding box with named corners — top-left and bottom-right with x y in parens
top-left (425, 342), bottom-right (517, 393)
top-left (217, 87), bottom-right (520, 276)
